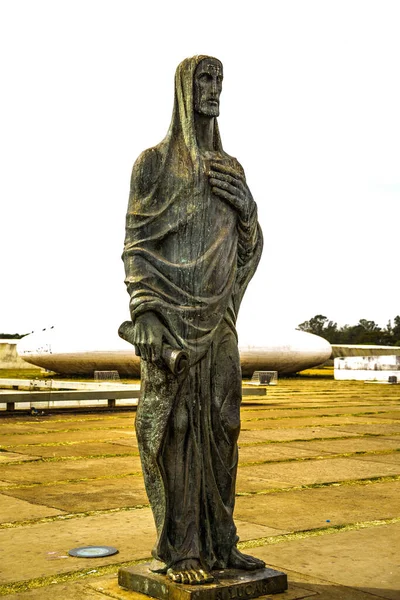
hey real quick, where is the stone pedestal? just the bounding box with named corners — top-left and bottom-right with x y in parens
top-left (118, 563), bottom-right (288, 600)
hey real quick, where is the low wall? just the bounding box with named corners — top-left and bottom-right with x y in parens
top-left (0, 340), bottom-right (41, 370)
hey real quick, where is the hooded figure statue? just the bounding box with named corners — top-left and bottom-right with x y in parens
top-left (122, 55), bottom-right (264, 585)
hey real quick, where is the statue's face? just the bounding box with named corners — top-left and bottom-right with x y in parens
top-left (194, 58), bottom-right (223, 117)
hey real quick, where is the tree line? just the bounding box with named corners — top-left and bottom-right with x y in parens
top-left (298, 315), bottom-right (400, 346)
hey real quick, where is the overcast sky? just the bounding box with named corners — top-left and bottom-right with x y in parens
top-left (1, 0), bottom-right (399, 342)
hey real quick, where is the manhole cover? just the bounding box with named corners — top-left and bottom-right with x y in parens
top-left (68, 546), bottom-right (118, 558)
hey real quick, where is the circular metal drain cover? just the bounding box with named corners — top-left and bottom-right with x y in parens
top-left (68, 546), bottom-right (118, 558)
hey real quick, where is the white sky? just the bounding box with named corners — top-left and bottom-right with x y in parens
top-left (1, 0), bottom-right (399, 340)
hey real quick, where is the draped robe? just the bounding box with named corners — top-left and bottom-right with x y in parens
top-left (123, 56), bottom-right (263, 571)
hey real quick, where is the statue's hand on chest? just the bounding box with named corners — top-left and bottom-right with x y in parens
top-left (208, 162), bottom-right (255, 222)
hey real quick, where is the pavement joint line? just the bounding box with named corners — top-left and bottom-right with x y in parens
top-left (4, 414), bottom-right (397, 437)
top-left (235, 474), bottom-right (400, 496)
top-left (238, 516), bottom-right (400, 549)
top-left (241, 410), bottom-right (397, 421)
top-left (6, 418), bottom-right (398, 446)
top-left (238, 447), bottom-right (400, 467)
top-left (246, 396), bottom-right (400, 400)
top-left (3, 406), bottom-right (396, 423)
top-left (3, 402), bottom-right (399, 420)
top-left (1, 471), bottom-right (144, 489)
top-left (2, 416), bottom-right (398, 443)
top-left (1, 473), bottom-right (399, 505)
top-left (264, 398), bottom-right (400, 402)
top-left (1, 517), bottom-right (399, 597)
top-left (2, 431), bottom-right (399, 452)
top-left (242, 401), bottom-right (400, 412)
top-left (0, 424), bottom-right (135, 437)
top-left (0, 504), bottom-right (152, 530)
top-left (0, 437), bottom-right (137, 449)
top-left (1, 446), bottom-right (398, 469)
top-left (0, 451), bottom-right (141, 465)
top-left (241, 421), bottom-right (400, 431)
top-left (239, 432), bottom-right (400, 447)
top-left (0, 415), bottom-right (134, 425)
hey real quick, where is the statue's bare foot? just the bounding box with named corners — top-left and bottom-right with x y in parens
top-left (228, 547), bottom-right (265, 570)
top-left (167, 559), bottom-right (214, 585)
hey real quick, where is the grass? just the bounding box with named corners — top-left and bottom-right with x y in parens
top-left (296, 366), bottom-right (334, 378)
top-left (0, 369), bottom-right (49, 379)
top-left (1, 367), bottom-right (334, 383)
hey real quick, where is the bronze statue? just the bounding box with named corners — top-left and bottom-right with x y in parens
top-left (122, 55), bottom-right (264, 586)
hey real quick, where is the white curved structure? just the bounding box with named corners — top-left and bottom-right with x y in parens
top-left (17, 324), bottom-right (332, 376)
top-left (240, 330), bottom-right (332, 376)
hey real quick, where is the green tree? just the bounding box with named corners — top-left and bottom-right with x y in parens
top-left (392, 316), bottom-right (400, 345)
top-left (297, 315), bottom-right (400, 345)
top-left (298, 315), bottom-right (340, 342)
top-left (0, 333), bottom-right (27, 339)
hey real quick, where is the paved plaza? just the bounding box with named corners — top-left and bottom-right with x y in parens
top-left (0, 374), bottom-right (399, 599)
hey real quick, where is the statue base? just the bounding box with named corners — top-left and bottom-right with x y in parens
top-left (118, 563), bottom-right (288, 599)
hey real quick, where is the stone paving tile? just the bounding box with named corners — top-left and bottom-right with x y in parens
top-left (240, 407), bottom-right (400, 419)
top-left (0, 509), bottom-right (154, 584)
top-left (0, 456), bottom-right (142, 484)
top-left (367, 411), bottom-right (400, 420)
top-left (267, 398), bottom-right (400, 407)
top-left (0, 476), bottom-right (148, 512)
top-left (238, 444), bottom-right (331, 464)
top-left (251, 522), bottom-right (400, 600)
top-left (351, 453), bottom-right (400, 466)
top-left (0, 423), bottom-right (54, 435)
top-left (269, 568), bottom-right (392, 600)
top-left (236, 457), bottom-right (400, 493)
top-left (0, 429), bottom-right (136, 447)
top-left (241, 417), bottom-right (396, 430)
top-left (0, 493), bottom-right (65, 523)
top-left (288, 436), bottom-right (400, 455)
top-left (332, 423), bottom-right (400, 436)
top-left (0, 450), bottom-right (41, 463)
top-left (0, 509), bottom-right (286, 585)
top-left (0, 581), bottom-right (109, 599)
top-left (9, 441), bottom-right (139, 458)
top-left (235, 519), bottom-right (288, 540)
top-left (238, 427), bottom-right (360, 444)
top-left (21, 412), bottom-right (133, 424)
top-left (107, 439), bottom-right (139, 450)
top-left (17, 416), bottom-right (135, 432)
top-left (234, 481), bottom-right (400, 531)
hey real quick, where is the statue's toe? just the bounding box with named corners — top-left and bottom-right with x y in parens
top-left (188, 569), bottom-right (201, 584)
top-left (167, 560), bottom-right (214, 585)
top-left (199, 569), bottom-right (214, 584)
top-left (228, 548), bottom-right (266, 570)
top-left (167, 568), bottom-right (180, 583)
top-left (181, 571), bottom-right (190, 585)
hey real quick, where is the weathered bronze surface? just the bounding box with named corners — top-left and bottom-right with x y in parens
top-left (119, 564), bottom-right (288, 599)
top-left (121, 55), bottom-right (282, 592)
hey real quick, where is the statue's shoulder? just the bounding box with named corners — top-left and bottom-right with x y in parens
top-left (130, 146), bottom-right (163, 196)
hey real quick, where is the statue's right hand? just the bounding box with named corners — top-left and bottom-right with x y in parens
top-left (133, 311), bottom-right (177, 363)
